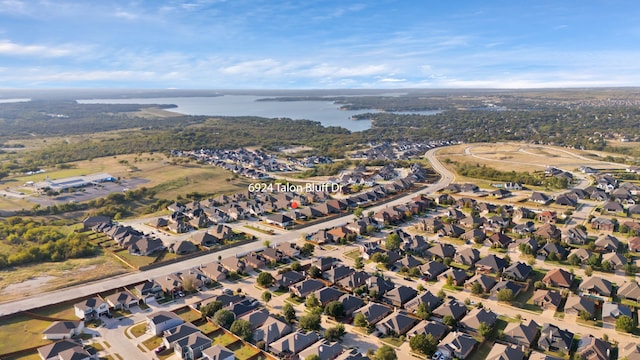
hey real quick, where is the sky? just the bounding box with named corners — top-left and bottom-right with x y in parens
top-left (0, 0), bottom-right (639, 89)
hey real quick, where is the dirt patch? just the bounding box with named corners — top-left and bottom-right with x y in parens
top-left (2, 276), bottom-right (58, 297)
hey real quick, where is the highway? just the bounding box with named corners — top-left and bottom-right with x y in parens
top-left (0, 147), bottom-right (454, 316)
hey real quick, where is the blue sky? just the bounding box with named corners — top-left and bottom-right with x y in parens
top-left (0, 0), bottom-right (639, 89)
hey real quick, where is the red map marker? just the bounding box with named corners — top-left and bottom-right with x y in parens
top-left (291, 201), bottom-right (298, 209)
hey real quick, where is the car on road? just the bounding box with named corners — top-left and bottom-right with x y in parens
top-left (432, 351), bottom-right (442, 359)
top-left (177, 291), bottom-right (185, 297)
top-left (154, 345), bottom-right (166, 354)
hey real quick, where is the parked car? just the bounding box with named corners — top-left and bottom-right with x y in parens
top-left (154, 345), bottom-right (166, 354)
top-left (432, 351), bottom-right (442, 360)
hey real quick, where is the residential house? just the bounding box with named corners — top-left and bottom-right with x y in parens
top-left (486, 344), bottom-right (525, 360)
top-left (269, 330), bottom-right (319, 357)
top-left (276, 270), bottom-right (306, 289)
top-left (325, 265), bottom-right (355, 285)
top-left (74, 297), bottom-right (109, 320)
top-left (630, 236), bottom-right (640, 252)
top-left (376, 310), bottom-right (419, 336)
top-left (538, 243), bottom-right (568, 260)
top-left (602, 302), bottom-right (633, 324)
top-left (147, 311), bottom-right (184, 336)
top-left (486, 233), bottom-right (513, 248)
top-left (502, 262), bottom-right (533, 282)
top-left (602, 252), bottom-right (626, 270)
top-left (129, 237), bottom-right (165, 256)
top-left (264, 213), bottom-right (294, 228)
top-left (105, 291), bottom-right (139, 310)
top-left (298, 340), bottom-right (344, 360)
top-left (274, 242), bottom-right (300, 258)
top-left (591, 217), bottom-right (616, 231)
top-left (531, 192), bottom-right (551, 205)
top-left (538, 323), bottom-right (573, 354)
top-left (365, 275), bottom-right (395, 296)
top-left (220, 256), bottom-right (246, 274)
top-left (354, 302), bottom-right (394, 326)
top-left (243, 253), bottom-right (266, 269)
top-left (509, 237), bottom-right (538, 255)
top-left (569, 248), bottom-right (594, 265)
top-left (535, 223), bottom-right (561, 241)
top-left (314, 287), bottom-right (345, 307)
top-left (191, 232), bottom-right (219, 247)
top-left (459, 308), bottom-right (498, 333)
top-left (174, 332), bottom-right (212, 360)
top-left (438, 268), bottom-right (468, 286)
top-left (618, 281), bottom-right (640, 302)
top-left (404, 291), bottom-right (442, 313)
top-left (491, 281), bottom-right (524, 298)
top-left (475, 254), bottom-right (508, 274)
top-left (438, 224), bottom-right (466, 238)
top-left (433, 299), bottom-right (467, 321)
top-left (580, 276), bottom-right (613, 298)
top-left (564, 296), bottom-right (596, 317)
top-left (252, 316), bottom-right (292, 348)
top-left (461, 228), bottom-right (486, 244)
top-left (383, 285), bottom-right (418, 308)
top-left (163, 322), bottom-right (201, 349)
top-left (135, 280), bottom-right (164, 302)
top-left (262, 248), bottom-right (286, 264)
top-left (576, 335), bottom-right (611, 360)
top-left (290, 279), bottom-right (325, 298)
top-left (438, 332), bottom-right (478, 360)
top-left (420, 261), bottom-right (448, 280)
top-left (536, 210), bottom-right (557, 224)
top-left (542, 268), bottom-right (573, 288)
top-left (562, 226), bottom-right (589, 245)
top-left (595, 234), bottom-right (620, 253)
top-left (313, 256), bottom-right (341, 271)
top-left (155, 273), bottom-right (183, 294)
top-left (339, 294), bottom-right (365, 317)
top-left (531, 290), bottom-right (563, 310)
top-left (199, 262), bottom-right (228, 282)
top-left (238, 308), bottom-right (270, 330)
top-left (337, 271), bottom-right (370, 292)
top-left (395, 255), bottom-right (423, 270)
top-left (37, 339), bottom-right (93, 360)
top-left (602, 201), bottom-right (624, 214)
top-left (42, 321), bottom-right (84, 340)
top-left (428, 243), bottom-right (457, 260)
top-left (465, 274), bottom-right (497, 294)
top-left (407, 320), bottom-right (449, 341)
top-left (454, 247), bottom-right (481, 266)
top-left (201, 345), bottom-right (235, 360)
top-left (171, 240), bottom-right (198, 255)
top-left (503, 319), bottom-right (540, 348)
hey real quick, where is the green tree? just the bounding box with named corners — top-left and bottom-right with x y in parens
top-left (568, 254), bottom-right (580, 266)
top-left (200, 300), bottom-right (222, 319)
top-left (324, 301), bottom-right (345, 318)
top-left (579, 310), bottom-right (592, 321)
top-left (354, 312), bottom-right (368, 327)
top-left (230, 319), bottom-right (253, 341)
top-left (291, 261), bottom-right (302, 271)
top-left (305, 355), bottom-right (321, 360)
top-left (301, 243), bottom-right (315, 257)
top-left (585, 265), bottom-right (593, 277)
top-left (374, 345), bottom-right (397, 360)
top-left (299, 312), bottom-right (321, 331)
top-left (256, 271), bottom-right (275, 288)
top-left (305, 293), bottom-right (320, 309)
top-left (471, 282), bottom-right (484, 295)
top-left (442, 315), bottom-right (456, 326)
top-left (478, 321), bottom-right (493, 338)
top-left (308, 265), bottom-right (321, 278)
top-left (353, 207), bottom-right (364, 218)
top-left (324, 324), bottom-right (346, 341)
top-left (409, 333), bottom-right (437, 355)
top-left (385, 233), bottom-right (401, 250)
top-left (446, 275), bottom-right (454, 287)
top-left (437, 289), bottom-right (446, 300)
top-left (261, 291), bottom-right (272, 304)
top-left (282, 303), bottom-right (296, 323)
top-left (616, 315), bottom-right (635, 333)
top-left (497, 288), bottom-right (514, 303)
top-left (213, 309), bottom-right (235, 328)
top-left (416, 302), bottom-right (431, 320)
top-left (354, 256), bottom-right (364, 270)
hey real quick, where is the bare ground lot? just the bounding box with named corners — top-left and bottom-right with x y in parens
top-left (0, 256), bottom-right (128, 302)
top-left (436, 142), bottom-right (632, 174)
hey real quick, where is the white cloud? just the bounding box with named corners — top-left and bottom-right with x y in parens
top-left (114, 9), bottom-right (138, 20)
top-left (0, 40), bottom-right (74, 57)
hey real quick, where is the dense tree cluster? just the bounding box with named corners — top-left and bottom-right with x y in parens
top-left (0, 218), bottom-right (97, 268)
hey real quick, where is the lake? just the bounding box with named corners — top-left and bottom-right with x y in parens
top-left (78, 95), bottom-right (442, 132)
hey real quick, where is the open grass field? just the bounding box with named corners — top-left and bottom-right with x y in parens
top-left (174, 307), bottom-right (201, 323)
top-left (0, 256), bottom-right (128, 302)
top-left (3, 152), bottom-right (252, 204)
top-left (436, 142), bottom-right (632, 174)
top-left (0, 314), bottom-right (52, 355)
top-left (30, 303), bottom-right (77, 320)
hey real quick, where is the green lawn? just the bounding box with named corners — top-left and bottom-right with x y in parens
top-left (129, 322), bottom-right (147, 338)
top-left (141, 336), bottom-right (162, 351)
top-left (380, 336), bottom-right (404, 347)
top-left (174, 308), bottom-right (201, 323)
top-left (233, 344), bottom-right (262, 360)
top-left (197, 321), bottom-right (219, 334)
top-left (211, 332), bottom-right (239, 347)
top-left (30, 303), bottom-right (77, 320)
top-left (113, 249), bottom-right (156, 269)
top-left (0, 315), bottom-right (53, 354)
top-left (344, 249), bottom-right (361, 260)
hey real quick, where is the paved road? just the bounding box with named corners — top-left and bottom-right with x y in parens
top-left (0, 147), bottom-right (454, 316)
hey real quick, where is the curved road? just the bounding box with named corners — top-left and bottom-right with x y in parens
top-left (0, 147), bottom-right (454, 316)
